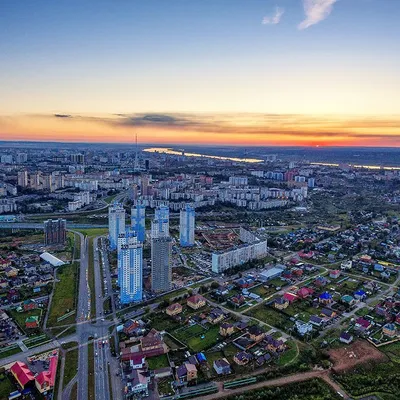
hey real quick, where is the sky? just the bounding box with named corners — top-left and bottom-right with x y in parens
top-left (1, 0), bottom-right (400, 147)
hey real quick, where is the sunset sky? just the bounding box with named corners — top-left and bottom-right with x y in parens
top-left (1, 0), bottom-right (400, 147)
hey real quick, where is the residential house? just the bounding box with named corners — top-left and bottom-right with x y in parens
top-left (248, 325), bottom-right (265, 342)
top-left (123, 319), bottom-right (145, 336)
top-left (295, 321), bottom-right (313, 336)
top-left (213, 358), bottom-right (232, 375)
top-left (283, 292), bottom-right (298, 304)
top-left (233, 351), bottom-right (252, 366)
top-left (207, 308), bottom-right (225, 324)
top-left (341, 295), bottom-right (356, 306)
top-left (23, 299), bottom-right (38, 312)
top-left (297, 287), bottom-right (314, 299)
top-left (235, 321), bottom-right (248, 331)
top-left (166, 303), bottom-right (183, 316)
top-left (321, 308), bottom-right (336, 319)
top-left (355, 317), bottom-right (372, 332)
top-left (309, 315), bottom-right (324, 327)
top-left (274, 297), bottom-right (289, 310)
top-left (25, 316), bottom-right (39, 329)
top-left (10, 361), bottom-right (35, 388)
top-left (127, 369), bottom-right (149, 397)
top-left (176, 363), bottom-right (197, 384)
top-left (219, 322), bottom-right (234, 337)
top-left (187, 295), bottom-right (206, 310)
top-left (339, 332), bottom-right (353, 344)
top-left (319, 292), bottom-right (333, 305)
top-left (256, 353), bottom-right (271, 367)
top-left (230, 294), bottom-right (245, 306)
top-left (264, 335), bottom-right (285, 353)
top-left (314, 276), bottom-right (328, 287)
top-left (329, 270), bottom-right (341, 279)
top-left (4, 267), bottom-right (18, 278)
top-left (131, 355), bottom-right (146, 369)
top-left (35, 356), bottom-right (58, 394)
top-left (383, 323), bottom-right (397, 337)
top-left (354, 290), bottom-right (367, 301)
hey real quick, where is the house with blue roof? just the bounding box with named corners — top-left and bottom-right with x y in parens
top-left (319, 292), bottom-right (333, 305)
top-left (354, 290), bottom-right (366, 301)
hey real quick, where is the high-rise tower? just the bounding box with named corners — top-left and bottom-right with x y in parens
top-left (108, 202), bottom-right (126, 250)
top-left (131, 204), bottom-right (146, 242)
top-left (118, 229), bottom-right (143, 304)
top-left (179, 204), bottom-right (195, 247)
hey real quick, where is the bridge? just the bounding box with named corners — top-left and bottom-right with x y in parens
top-left (0, 222), bottom-right (108, 230)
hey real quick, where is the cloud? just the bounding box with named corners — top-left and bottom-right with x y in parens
top-left (298, 0), bottom-right (337, 30)
top-left (262, 6), bottom-right (285, 25)
top-left (54, 113), bottom-right (72, 118)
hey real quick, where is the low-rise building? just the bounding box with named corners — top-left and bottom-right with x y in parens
top-left (187, 295), bottom-right (206, 310)
top-left (213, 358), bottom-right (232, 375)
top-left (166, 303), bottom-right (183, 316)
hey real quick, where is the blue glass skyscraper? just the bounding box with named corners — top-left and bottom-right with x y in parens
top-left (118, 229), bottom-right (143, 304)
top-left (180, 204), bottom-right (195, 246)
top-left (108, 202), bottom-right (126, 250)
top-left (131, 204), bottom-right (146, 242)
top-left (151, 205), bottom-right (169, 238)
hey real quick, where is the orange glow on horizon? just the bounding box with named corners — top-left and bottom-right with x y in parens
top-left (0, 113), bottom-right (399, 147)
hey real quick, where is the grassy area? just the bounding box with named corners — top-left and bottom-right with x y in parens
top-left (47, 262), bottom-right (78, 327)
top-left (186, 325), bottom-right (221, 352)
top-left (334, 362), bottom-right (400, 398)
top-left (88, 238), bottom-right (96, 317)
top-left (277, 340), bottom-right (298, 366)
top-left (23, 334), bottom-right (52, 348)
top-left (147, 354), bottom-right (170, 369)
top-left (62, 341), bottom-right (79, 351)
top-left (77, 228), bottom-right (108, 237)
top-left (245, 304), bottom-right (292, 331)
top-left (8, 308), bottom-right (44, 334)
top-left (0, 346), bottom-right (22, 359)
top-left (88, 343), bottom-right (95, 400)
top-left (221, 378), bottom-right (341, 400)
top-left (64, 347), bottom-right (79, 386)
top-left (0, 375), bottom-right (15, 399)
top-left (380, 341), bottom-right (400, 363)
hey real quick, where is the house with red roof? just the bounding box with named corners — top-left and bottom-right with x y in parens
top-left (297, 287), bottom-right (314, 299)
top-left (283, 292), bottom-right (298, 303)
top-left (10, 361), bottom-right (35, 388)
top-left (329, 270), bottom-right (341, 279)
top-left (35, 355), bottom-right (58, 393)
top-left (355, 317), bottom-right (372, 332)
top-left (187, 295), bottom-right (206, 310)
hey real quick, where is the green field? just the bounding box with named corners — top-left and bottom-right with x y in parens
top-left (147, 354), bottom-right (170, 370)
top-left (47, 262), bottom-right (78, 327)
top-left (186, 325), bottom-right (221, 352)
top-left (380, 341), bottom-right (400, 363)
top-left (0, 346), bottom-right (22, 360)
top-left (245, 305), bottom-right (291, 331)
top-left (8, 308), bottom-right (43, 334)
top-left (277, 340), bottom-right (298, 366)
top-left (0, 375), bottom-right (15, 399)
top-left (64, 347), bottom-right (79, 386)
top-left (77, 228), bottom-right (108, 237)
top-left (88, 238), bottom-right (96, 317)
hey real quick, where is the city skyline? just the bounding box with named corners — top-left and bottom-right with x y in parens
top-left (1, 0), bottom-right (400, 147)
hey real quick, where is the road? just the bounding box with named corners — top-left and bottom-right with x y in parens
top-left (93, 236), bottom-right (123, 400)
top-left (76, 231), bottom-right (91, 400)
top-left (200, 370), bottom-right (349, 400)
